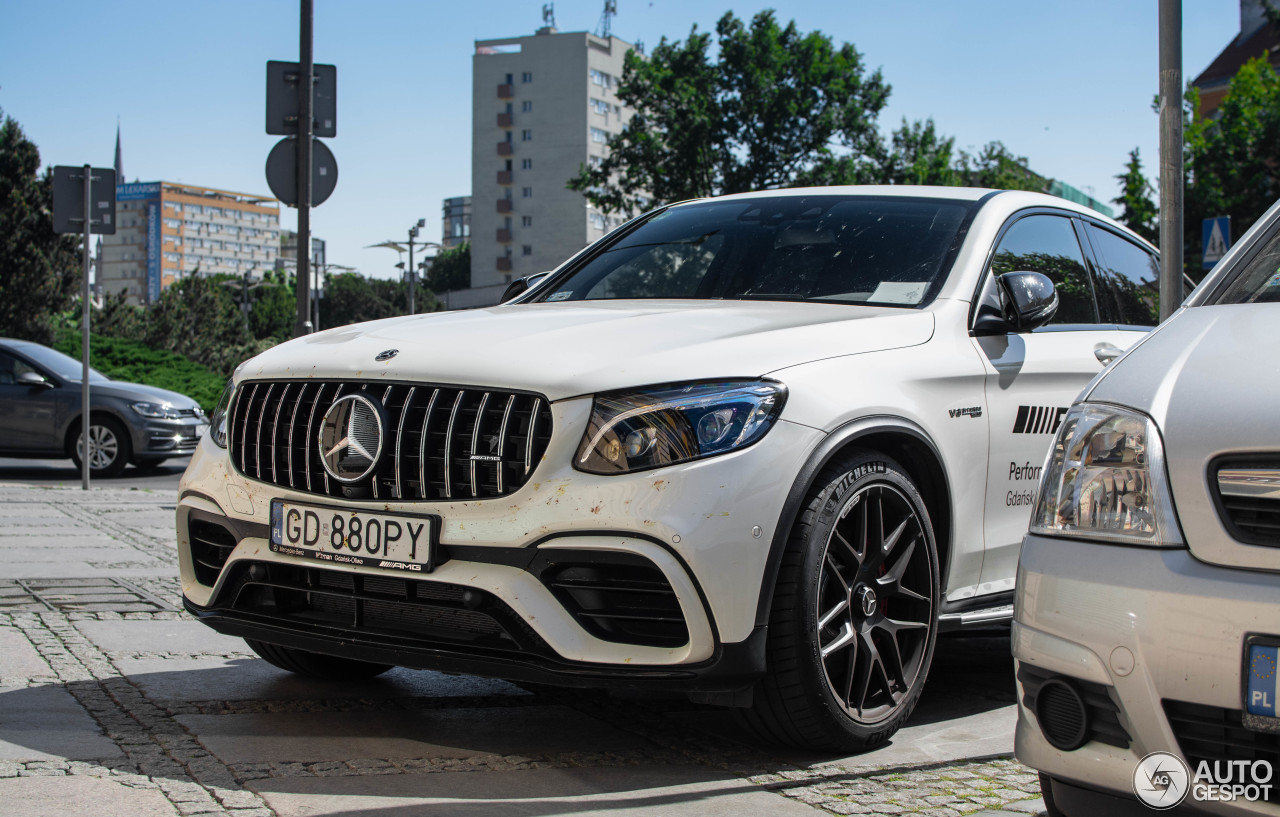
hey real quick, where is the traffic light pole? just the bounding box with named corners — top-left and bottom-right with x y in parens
top-left (294, 0), bottom-right (314, 337)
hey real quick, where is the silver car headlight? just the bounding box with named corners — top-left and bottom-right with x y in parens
top-left (1030, 403), bottom-right (1183, 546)
top-left (574, 380), bottom-right (787, 475)
top-left (208, 381), bottom-right (235, 449)
top-left (131, 402), bottom-right (183, 420)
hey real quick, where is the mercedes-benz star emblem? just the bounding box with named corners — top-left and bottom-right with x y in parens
top-left (375, 349), bottom-right (399, 362)
top-left (317, 394), bottom-right (385, 483)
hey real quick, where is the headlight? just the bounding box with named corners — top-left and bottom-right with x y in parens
top-left (208, 381), bottom-right (235, 449)
top-left (131, 402), bottom-right (182, 420)
top-left (574, 380), bottom-right (786, 475)
top-left (1030, 403), bottom-right (1183, 546)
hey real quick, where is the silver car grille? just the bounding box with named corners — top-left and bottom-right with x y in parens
top-left (1215, 464), bottom-right (1280, 546)
top-left (228, 380), bottom-right (553, 501)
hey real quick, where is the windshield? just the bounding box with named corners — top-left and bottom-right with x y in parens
top-left (15, 343), bottom-right (109, 382)
top-left (1217, 225), bottom-right (1280, 304)
top-left (539, 195), bottom-right (977, 307)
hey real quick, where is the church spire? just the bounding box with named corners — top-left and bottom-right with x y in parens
top-left (114, 120), bottom-right (123, 183)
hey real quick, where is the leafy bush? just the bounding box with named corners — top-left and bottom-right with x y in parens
top-left (53, 329), bottom-right (226, 412)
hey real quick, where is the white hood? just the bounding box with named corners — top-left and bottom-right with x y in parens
top-left (240, 300), bottom-right (935, 400)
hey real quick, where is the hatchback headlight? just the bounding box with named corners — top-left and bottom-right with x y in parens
top-left (208, 381), bottom-right (235, 449)
top-left (575, 381), bottom-right (787, 475)
top-left (1030, 403), bottom-right (1183, 546)
top-left (131, 402), bottom-right (182, 420)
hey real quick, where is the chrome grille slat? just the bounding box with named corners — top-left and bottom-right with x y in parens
top-left (495, 395), bottom-right (515, 495)
top-left (1219, 469), bottom-right (1280, 500)
top-left (395, 387), bottom-right (416, 500)
top-left (270, 384), bottom-right (290, 485)
top-left (525, 397), bottom-right (542, 475)
top-left (237, 384), bottom-right (259, 474)
top-left (286, 383), bottom-right (308, 488)
top-left (229, 380), bottom-right (549, 502)
top-left (1214, 462), bottom-right (1280, 547)
top-left (418, 389), bottom-right (441, 499)
top-left (470, 393), bottom-right (491, 498)
top-left (254, 384), bottom-right (276, 479)
top-left (443, 391), bottom-right (466, 500)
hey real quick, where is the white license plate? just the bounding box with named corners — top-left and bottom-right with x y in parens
top-left (269, 500), bottom-right (437, 572)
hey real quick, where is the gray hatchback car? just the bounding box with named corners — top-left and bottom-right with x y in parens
top-left (0, 339), bottom-right (207, 477)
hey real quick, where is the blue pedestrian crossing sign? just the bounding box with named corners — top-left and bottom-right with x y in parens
top-left (1203, 216), bottom-right (1231, 270)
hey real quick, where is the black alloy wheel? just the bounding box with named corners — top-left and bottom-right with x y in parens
top-left (742, 450), bottom-right (940, 751)
top-left (815, 479), bottom-right (934, 724)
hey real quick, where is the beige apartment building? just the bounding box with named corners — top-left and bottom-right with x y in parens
top-left (470, 27), bottom-right (637, 288)
top-left (99, 182), bottom-right (281, 305)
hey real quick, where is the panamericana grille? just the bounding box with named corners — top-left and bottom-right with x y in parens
top-left (1215, 463), bottom-right (1280, 547)
top-left (216, 561), bottom-right (552, 656)
top-left (1018, 664), bottom-right (1131, 749)
top-left (229, 380), bottom-right (552, 501)
top-left (1164, 700), bottom-right (1279, 800)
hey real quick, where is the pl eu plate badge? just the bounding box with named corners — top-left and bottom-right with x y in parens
top-left (1245, 641), bottom-right (1280, 733)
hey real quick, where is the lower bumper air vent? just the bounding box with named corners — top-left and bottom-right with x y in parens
top-left (537, 553), bottom-right (688, 648)
top-left (189, 519), bottom-right (238, 586)
top-left (1164, 699), bottom-right (1280, 801)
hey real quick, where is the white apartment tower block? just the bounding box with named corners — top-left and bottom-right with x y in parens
top-left (470, 27), bottom-right (636, 288)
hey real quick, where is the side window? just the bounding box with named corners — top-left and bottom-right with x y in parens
top-left (0, 352), bottom-right (37, 385)
top-left (1083, 224), bottom-right (1160, 326)
top-left (990, 214), bottom-right (1097, 324)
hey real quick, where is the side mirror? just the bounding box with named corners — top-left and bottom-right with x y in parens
top-left (973, 271), bottom-right (1058, 335)
top-left (998, 271), bottom-right (1058, 331)
top-left (499, 272), bottom-right (552, 304)
top-left (17, 371), bottom-right (52, 388)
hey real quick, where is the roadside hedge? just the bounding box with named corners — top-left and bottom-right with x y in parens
top-left (53, 329), bottom-right (225, 412)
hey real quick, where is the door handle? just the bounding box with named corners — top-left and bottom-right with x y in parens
top-left (1094, 343), bottom-right (1124, 365)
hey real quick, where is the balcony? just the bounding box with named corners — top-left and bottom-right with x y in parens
top-left (497, 142), bottom-right (513, 156)
top-left (497, 170), bottom-right (512, 185)
top-left (497, 113), bottom-right (512, 127)
top-left (497, 257), bottom-right (513, 272)
top-left (497, 83), bottom-right (513, 98)
top-left (496, 200), bottom-right (513, 213)
top-left (496, 229), bottom-right (512, 243)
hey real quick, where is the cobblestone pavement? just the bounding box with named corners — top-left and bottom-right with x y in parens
top-left (0, 485), bottom-right (1045, 817)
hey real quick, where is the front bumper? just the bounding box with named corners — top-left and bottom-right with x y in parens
top-left (1014, 533), bottom-right (1280, 816)
top-left (176, 396), bottom-right (823, 686)
top-left (131, 415), bottom-right (206, 459)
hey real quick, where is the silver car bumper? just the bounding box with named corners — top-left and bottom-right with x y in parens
top-left (1014, 533), bottom-right (1280, 816)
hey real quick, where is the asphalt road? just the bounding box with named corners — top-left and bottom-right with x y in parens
top-left (0, 457), bottom-right (187, 490)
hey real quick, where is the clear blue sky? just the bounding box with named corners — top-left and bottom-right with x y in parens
top-left (0, 1), bottom-right (1240, 279)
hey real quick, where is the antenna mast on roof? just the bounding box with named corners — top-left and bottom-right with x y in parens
top-left (596, 0), bottom-right (617, 38)
top-left (542, 3), bottom-right (555, 28)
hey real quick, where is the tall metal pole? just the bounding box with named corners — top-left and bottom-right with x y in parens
top-left (81, 166), bottom-right (92, 490)
top-left (408, 230), bottom-right (416, 315)
top-left (294, 0), bottom-right (315, 337)
top-left (1158, 0), bottom-right (1184, 321)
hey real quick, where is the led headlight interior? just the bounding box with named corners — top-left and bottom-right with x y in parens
top-left (131, 402), bottom-right (183, 420)
top-left (208, 381), bottom-right (235, 449)
top-left (1030, 403), bottom-right (1182, 546)
top-left (575, 381), bottom-right (787, 475)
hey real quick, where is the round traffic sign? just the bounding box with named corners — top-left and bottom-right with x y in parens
top-left (265, 138), bottom-right (338, 207)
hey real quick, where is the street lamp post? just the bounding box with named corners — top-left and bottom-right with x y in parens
top-left (407, 218), bottom-right (426, 314)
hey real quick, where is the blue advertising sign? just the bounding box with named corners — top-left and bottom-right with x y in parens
top-left (118, 182), bottom-right (162, 201)
top-left (1202, 216), bottom-right (1231, 270)
top-left (146, 202), bottom-right (161, 303)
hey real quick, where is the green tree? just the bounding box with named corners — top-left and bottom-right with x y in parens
top-left (1113, 147), bottom-right (1158, 244)
top-left (145, 274), bottom-right (253, 376)
top-left (426, 242), bottom-right (470, 292)
top-left (1185, 56), bottom-right (1280, 266)
top-left (957, 141), bottom-right (1045, 191)
top-left (569, 10), bottom-right (890, 213)
top-left (247, 268), bottom-right (297, 343)
top-left (882, 118), bottom-right (958, 186)
top-left (0, 111), bottom-right (81, 344)
top-left (320, 272), bottom-right (410, 328)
